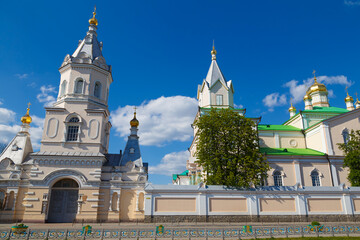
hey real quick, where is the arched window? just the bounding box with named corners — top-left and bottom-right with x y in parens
top-left (94, 82), bottom-right (101, 98)
top-left (273, 171), bottom-right (283, 186)
top-left (60, 81), bottom-right (67, 97)
top-left (0, 191), bottom-right (5, 210)
top-left (342, 129), bottom-right (349, 145)
top-left (66, 117), bottom-right (80, 142)
top-left (311, 170), bottom-right (321, 186)
top-left (74, 79), bottom-right (84, 94)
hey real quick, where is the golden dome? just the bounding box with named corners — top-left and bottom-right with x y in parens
top-left (89, 6), bottom-right (98, 26)
top-left (288, 103), bottom-right (296, 112)
top-left (130, 112), bottom-right (139, 127)
top-left (306, 70), bottom-right (327, 95)
top-left (211, 43), bottom-right (217, 60)
top-left (303, 94), bottom-right (312, 101)
top-left (345, 92), bottom-right (354, 102)
top-left (21, 103), bottom-right (32, 124)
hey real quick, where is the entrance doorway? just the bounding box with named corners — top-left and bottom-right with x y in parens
top-left (47, 179), bottom-right (79, 223)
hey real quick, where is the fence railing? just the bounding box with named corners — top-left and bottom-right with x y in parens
top-left (1, 225), bottom-right (360, 239)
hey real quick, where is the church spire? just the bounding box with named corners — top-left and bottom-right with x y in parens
top-left (211, 41), bottom-right (217, 60)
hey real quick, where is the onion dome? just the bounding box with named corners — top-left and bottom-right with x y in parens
top-left (89, 6), bottom-right (98, 26)
top-left (345, 92), bottom-right (354, 102)
top-left (306, 72), bottom-right (327, 95)
top-left (303, 94), bottom-right (312, 101)
top-left (288, 103), bottom-right (296, 112)
top-left (21, 103), bottom-right (32, 124)
top-left (211, 42), bottom-right (217, 60)
top-left (130, 112), bottom-right (139, 127)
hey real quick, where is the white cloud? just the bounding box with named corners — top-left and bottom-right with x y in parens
top-left (0, 108), bottom-right (16, 124)
top-left (234, 103), bottom-right (244, 109)
top-left (15, 73), bottom-right (28, 79)
top-left (345, 0), bottom-right (360, 6)
top-left (111, 96), bottom-right (198, 146)
top-left (148, 150), bottom-right (189, 176)
top-left (0, 125), bottom-right (20, 145)
top-left (262, 93), bottom-right (287, 111)
top-left (37, 85), bottom-right (57, 107)
top-left (263, 75), bottom-right (352, 110)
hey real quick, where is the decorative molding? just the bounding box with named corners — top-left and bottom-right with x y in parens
top-left (23, 198), bottom-right (39, 201)
top-left (22, 204), bottom-right (33, 208)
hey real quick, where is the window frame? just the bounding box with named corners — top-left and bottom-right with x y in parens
top-left (216, 94), bottom-right (223, 106)
top-left (273, 171), bottom-right (283, 186)
top-left (64, 115), bottom-right (82, 143)
top-left (311, 170), bottom-right (321, 186)
top-left (94, 81), bottom-right (102, 99)
top-left (74, 78), bottom-right (84, 94)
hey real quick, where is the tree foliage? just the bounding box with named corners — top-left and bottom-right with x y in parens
top-left (194, 108), bottom-right (269, 188)
top-left (338, 129), bottom-right (360, 186)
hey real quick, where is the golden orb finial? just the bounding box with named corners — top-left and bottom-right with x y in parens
top-left (345, 86), bottom-right (354, 102)
top-left (211, 40), bottom-right (217, 60)
top-left (21, 102), bottom-right (32, 124)
top-left (89, 5), bottom-right (98, 26)
top-left (130, 107), bottom-right (139, 127)
top-left (288, 98), bottom-right (296, 112)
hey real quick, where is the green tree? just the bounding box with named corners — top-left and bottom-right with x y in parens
top-left (338, 129), bottom-right (360, 186)
top-left (194, 108), bottom-right (269, 188)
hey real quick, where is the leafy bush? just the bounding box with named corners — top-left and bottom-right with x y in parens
top-left (311, 221), bottom-right (320, 226)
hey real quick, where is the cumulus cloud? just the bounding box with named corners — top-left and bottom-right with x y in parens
top-left (263, 75), bottom-right (352, 110)
top-left (148, 150), bottom-right (189, 176)
top-left (111, 96), bottom-right (198, 146)
top-left (262, 93), bottom-right (287, 111)
top-left (345, 0), bottom-right (360, 6)
top-left (0, 108), bottom-right (16, 124)
top-left (37, 85), bottom-right (57, 107)
top-left (15, 73), bottom-right (29, 79)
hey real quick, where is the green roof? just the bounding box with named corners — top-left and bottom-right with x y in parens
top-left (172, 170), bottom-right (189, 181)
top-left (258, 124), bottom-right (301, 131)
top-left (302, 106), bottom-right (348, 114)
top-left (260, 147), bottom-right (325, 156)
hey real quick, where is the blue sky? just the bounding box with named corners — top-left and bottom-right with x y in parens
top-left (1, 0), bottom-right (360, 184)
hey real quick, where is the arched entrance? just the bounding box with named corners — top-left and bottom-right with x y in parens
top-left (47, 179), bottom-right (79, 223)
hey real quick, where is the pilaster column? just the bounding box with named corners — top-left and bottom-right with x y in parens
top-left (294, 160), bottom-right (303, 186)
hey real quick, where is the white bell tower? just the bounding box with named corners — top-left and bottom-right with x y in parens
top-left (40, 8), bottom-right (113, 154)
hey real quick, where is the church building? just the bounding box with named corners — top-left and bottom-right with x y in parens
top-left (0, 9), bottom-right (147, 223)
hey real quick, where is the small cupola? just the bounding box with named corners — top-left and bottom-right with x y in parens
top-left (345, 87), bottom-right (355, 111)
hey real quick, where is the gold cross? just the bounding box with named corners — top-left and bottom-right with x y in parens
top-left (133, 106), bottom-right (137, 113)
top-left (312, 70), bottom-right (316, 77)
top-left (27, 102), bottom-right (31, 108)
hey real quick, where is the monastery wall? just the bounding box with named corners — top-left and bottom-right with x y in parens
top-left (144, 184), bottom-right (360, 222)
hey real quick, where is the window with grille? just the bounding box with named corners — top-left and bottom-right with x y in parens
top-left (66, 126), bottom-right (79, 141)
top-left (273, 171), bottom-right (283, 186)
top-left (311, 171), bottom-right (321, 186)
top-left (66, 117), bottom-right (80, 142)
